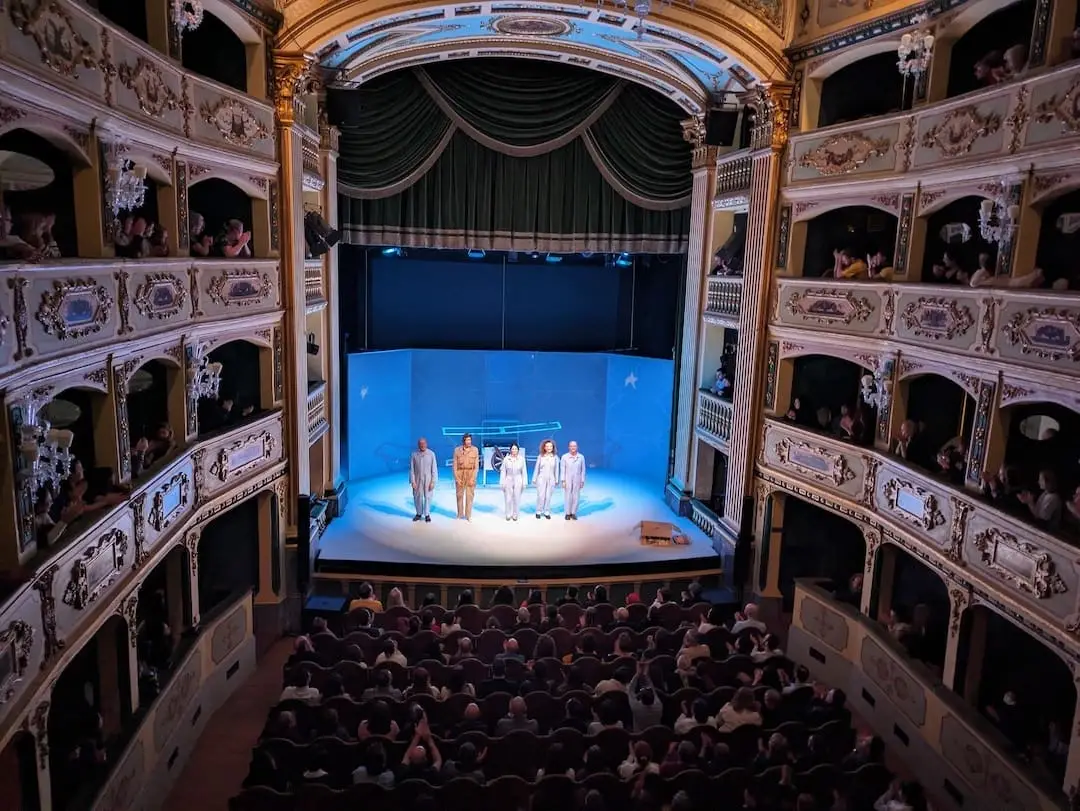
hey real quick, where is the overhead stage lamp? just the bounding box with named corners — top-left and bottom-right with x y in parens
top-left (467, 249), bottom-right (486, 260)
top-left (614, 252), bottom-right (633, 268)
top-left (381, 247), bottom-right (403, 257)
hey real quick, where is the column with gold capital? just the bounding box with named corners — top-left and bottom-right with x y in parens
top-left (668, 115), bottom-right (718, 511)
top-left (724, 82), bottom-right (793, 533)
top-left (272, 52), bottom-right (317, 536)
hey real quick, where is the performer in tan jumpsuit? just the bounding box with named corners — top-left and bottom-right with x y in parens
top-left (453, 432), bottom-right (480, 520)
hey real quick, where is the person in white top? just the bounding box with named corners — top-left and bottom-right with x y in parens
top-left (1018, 469), bottom-right (1063, 530)
top-left (874, 779), bottom-right (925, 811)
top-left (730, 603), bottom-right (768, 635)
top-left (617, 741), bottom-right (661, 780)
top-left (500, 443), bottom-right (528, 521)
top-left (374, 639), bottom-right (407, 667)
top-left (560, 441), bottom-right (586, 521)
top-left (533, 439), bottom-right (559, 519)
top-left (279, 670), bottom-right (321, 704)
top-left (715, 687), bottom-right (763, 732)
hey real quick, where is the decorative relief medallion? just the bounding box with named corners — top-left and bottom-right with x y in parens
top-left (0, 620), bottom-right (34, 704)
top-left (938, 716), bottom-right (1039, 811)
top-left (900, 297), bottom-right (974, 341)
top-left (206, 269), bottom-right (273, 308)
top-left (799, 597), bottom-right (849, 652)
top-left (35, 279), bottom-right (114, 340)
top-left (148, 472), bottom-right (189, 532)
top-left (210, 432), bottom-right (276, 482)
top-left (1002, 307), bottom-right (1080, 361)
top-left (785, 288), bottom-right (874, 325)
top-left (10, 0), bottom-right (99, 78)
top-left (798, 132), bottom-right (891, 176)
top-left (860, 636), bottom-right (927, 726)
top-left (882, 479), bottom-right (945, 531)
top-left (199, 98), bottom-right (271, 147)
top-left (133, 273), bottom-right (187, 320)
top-left (117, 58), bottom-right (180, 118)
top-left (62, 529), bottom-right (130, 610)
top-left (971, 528), bottom-right (1067, 599)
top-left (484, 15), bottom-right (574, 36)
top-left (31, 564), bottom-right (62, 665)
top-left (920, 106), bottom-right (1002, 158)
top-left (774, 436), bottom-right (855, 486)
top-left (1034, 76), bottom-right (1080, 135)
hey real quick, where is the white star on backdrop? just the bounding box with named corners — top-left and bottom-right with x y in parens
top-left (360, 386), bottom-right (369, 399)
top-left (624, 372), bottom-right (638, 388)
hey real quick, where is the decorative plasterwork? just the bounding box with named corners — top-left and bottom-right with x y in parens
top-left (10, 0), bottom-right (99, 78)
top-left (206, 270), bottom-right (273, 308)
top-left (209, 432), bottom-right (276, 482)
top-left (62, 529), bottom-right (130, 610)
top-left (131, 493), bottom-right (148, 570)
top-left (117, 57), bottom-right (180, 118)
top-left (1005, 85), bottom-right (1030, 155)
top-left (920, 106), bottom-right (1002, 158)
top-left (999, 382), bottom-right (1034, 405)
top-left (133, 273), bottom-right (188, 320)
top-left (1032, 172), bottom-right (1073, 202)
top-left (798, 132), bottom-right (891, 176)
top-left (799, 596), bottom-right (849, 652)
top-left (948, 587), bottom-right (969, 638)
top-left (0, 620), bottom-right (34, 704)
top-left (1002, 307), bottom-right (1080, 362)
top-left (118, 592), bottom-right (139, 647)
top-left (900, 297), bottom-right (974, 341)
top-left (785, 288), bottom-right (874, 325)
top-left (35, 279), bottom-right (114, 340)
top-left (774, 436), bottom-right (855, 486)
top-left (1033, 76), bottom-right (1080, 135)
top-left (882, 478), bottom-right (945, 531)
top-left (148, 472), bottom-right (190, 532)
top-left (31, 564), bottom-right (62, 665)
top-left (199, 99), bottom-right (271, 147)
top-left (970, 528), bottom-right (1067, 599)
top-left (895, 115), bottom-right (917, 173)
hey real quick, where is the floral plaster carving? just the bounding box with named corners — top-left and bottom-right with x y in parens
top-left (897, 358), bottom-right (923, 377)
top-left (879, 290), bottom-right (897, 335)
top-left (0, 104), bottom-right (24, 125)
top-left (133, 273), bottom-right (187, 320)
top-left (1002, 307), bottom-right (1080, 362)
top-left (1034, 76), bottom-right (1080, 135)
top-left (774, 436), bottom-right (855, 486)
top-left (882, 478), bottom-right (945, 531)
top-left (118, 591), bottom-right (139, 647)
top-left (799, 597), bottom-right (849, 651)
top-left (10, 0), bottom-right (99, 79)
top-left (946, 497), bottom-right (971, 563)
top-left (192, 448), bottom-right (206, 505)
top-left (0, 620), bottom-right (34, 703)
top-left (948, 587), bottom-right (969, 638)
top-left (83, 368), bottom-right (110, 388)
top-left (971, 528), bottom-right (1067, 598)
top-left (30, 701), bottom-right (48, 768)
top-left (117, 58), bottom-right (180, 118)
top-left (786, 289), bottom-right (873, 325)
top-left (895, 116), bottom-right (917, 172)
top-left (938, 716), bottom-right (1040, 810)
top-left (919, 189), bottom-right (947, 212)
top-left (1033, 172), bottom-right (1073, 199)
top-left (200, 98), bottom-right (271, 148)
top-left (31, 564), bottom-right (62, 665)
top-left (62, 529), bottom-right (130, 610)
top-left (792, 201), bottom-right (820, 218)
top-left (798, 132), bottom-right (891, 176)
top-left (873, 194), bottom-right (901, 212)
top-left (35, 279), bottom-right (114, 340)
top-left (131, 493), bottom-right (148, 569)
top-left (976, 298), bottom-right (998, 355)
top-left (861, 457), bottom-right (880, 506)
top-left (920, 106), bottom-right (1002, 158)
top-left (1005, 85), bottom-right (1030, 154)
top-left (900, 297), bottom-right (974, 341)
top-left (999, 382), bottom-right (1034, 404)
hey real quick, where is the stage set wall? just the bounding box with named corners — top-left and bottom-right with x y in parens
top-left (344, 349), bottom-right (673, 486)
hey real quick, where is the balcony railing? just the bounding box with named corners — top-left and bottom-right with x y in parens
top-left (758, 418), bottom-right (1080, 655)
top-left (705, 276), bottom-right (743, 322)
top-left (696, 390), bottom-right (733, 446)
top-left (690, 498), bottom-right (722, 539)
top-left (715, 151), bottom-right (753, 195)
top-left (302, 135), bottom-right (325, 191)
top-left (0, 411), bottom-right (284, 742)
top-left (773, 277), bottom-right (1080, 380)
top-left (304, 259), bottom-right (326, 309)
top-left (789, 580), bottom-right (1065, 810)
top-left (308, 382), bottom-right (328, 442)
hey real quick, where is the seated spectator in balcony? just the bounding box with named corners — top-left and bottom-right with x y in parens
top-left (1002, 44), bottom-right (1029, 81)
top-left (974, 51), bottom-right (1006, 86)
top-left (495, 696), bottom-right (538, 735)
top-left (903, 604), bottom-right (943, 664)
top-left (34, 487), bottom-right (83, 547)
top-left (711, 368), bottom-right (732, 398)
top-left (131, 423), bottom-right (177, 477)
top-left (279, 669), bottom-right (321, 704)
top-left (931, 250), bottom-right (971, 284)
top-left (837, 404), bottom-right (867, 444)
top-left (216, 218), bottom-right (253, 258)
top-left (815, 406), bottom-right (833, 432)
top-left (867, 249), bottom-right (895, 281)
top-left (832, 248), bottom-right (867, 280)
top-left (50, 462), bottom-right (125, 523)
top-left (0, 204), bottom-right (42, 261)
top-left (731, 603), bottom-right (767, 634)
top-left (1066, 486), bottom-right (1080, 529)
top-left (970, 252), bottom-right (1044, 288)
top-left (785, 397), bottom-right (807, 426)
top-left (716, 686), bottom-right (763, 732)
top-left (114, 214), bottom-right (152, 259)
top-left (1018, 469), bottom-right (1064, 530)
top-left (147, 223), bottom-right (170, 257)
top-left (935, 437), bottom-right (967, 484)
top-left (352, 741), bottom-right (395, 787)
top-left (21, 212), bottom-right (60, 258)
top-left (189, 212), bottom-right (213, 257)
top-left (375, 638), bottom-right (407, 667)
top-left (711, 229), bottom-right (745, 276)
top-left (981, 463), bottom-right (1019, 505)
top-left (348, 581), bottom-right (383, 613)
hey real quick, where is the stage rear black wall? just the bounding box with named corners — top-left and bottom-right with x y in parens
top-left (339, 247), bottom-right (682, 359)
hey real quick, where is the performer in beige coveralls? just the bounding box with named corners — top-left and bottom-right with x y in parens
top-left (453, 432), bottom-right (480, 520)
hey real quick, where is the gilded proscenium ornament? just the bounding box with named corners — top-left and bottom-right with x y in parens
top-left (798, 132), bottom-right (891, 176)
top-left (272, 53), bottom-right (317, 126)
top-left (920, 106), bottom-right (1003, 158)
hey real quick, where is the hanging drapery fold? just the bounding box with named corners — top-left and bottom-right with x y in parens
top-left (339, 124), bottom-right (458, 199)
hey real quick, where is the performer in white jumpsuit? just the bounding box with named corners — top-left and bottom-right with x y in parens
top-left (500, 443), bottom-right (527, 521)
top-left (409, 437), bottom-right (438, 522)
top-left (560, 441), bottom-right (586, 521)
top-left (532, 439), bottom-right (559, 520)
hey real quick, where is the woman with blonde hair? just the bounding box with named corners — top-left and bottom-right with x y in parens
top-left (533, 438), bottom-right (559, 520)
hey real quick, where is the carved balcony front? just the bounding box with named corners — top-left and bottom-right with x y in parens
top-left (307, 381), bottom-right (327, 444)
top-left (696, 390), bottom-right (733, 449)
top-left (301, 134), bottom-right (325, 192)
top-left (758, 419), bottom-right (1080, 658)
top-left (705, 276), bottom-right (743, 326)
top-left (304, 259), bottom-right (326, 311)
top-left (714, 150), bottom-right (753, 212)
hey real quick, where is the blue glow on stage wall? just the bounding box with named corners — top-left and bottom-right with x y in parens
top-left (346, 350), bottom-right (673, 484)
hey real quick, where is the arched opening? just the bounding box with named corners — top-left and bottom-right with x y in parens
top-left (955, 604), bottom-right (1076, 779)
top-left (775, 494), bottom-right (867, 612)
top-left (946, 1), bottom-right (1035, 98)
top-left (0, 730), bottom-right (40, 811)
top-left (895, 373), bottom-right (975, 484)
top-left (803, 205), bottom-right (898, 279)
top-left (181, 11), bottom-right (248, 93)
top-left (873, 543), bottom-right (949, 671)
top-left (197, 339), bottom-right (264, 436)
top-left (788, 354), bottom-right (873, 445)
top-left (921, 195), bottom-right (998, 284)
top-left (136, 545), bottom-right (192, 707)
top-left (1035, 187), bottom-right (1080, 290)
top-left (198, 496), bottom-right (261, 617)
top-left (188, 178), bottom-right (255, 259)
top-left (47, 614), bottom-right (132, 809)
top-left (818, 52), bottom-right (908, 127)
top-left (126, 359), bottom-right (182, 480)
top-left (85, 0), bottom-right (148, 42)
top-left (0, 128), bottom-right (78, 259)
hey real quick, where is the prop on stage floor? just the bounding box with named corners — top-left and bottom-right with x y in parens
top-left (640, 520), bottom-right (690, 546)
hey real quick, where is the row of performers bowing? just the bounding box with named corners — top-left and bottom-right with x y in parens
top-left (409, 435), bottom-right (585, 522)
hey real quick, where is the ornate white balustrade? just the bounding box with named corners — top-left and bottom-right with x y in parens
top-left (307, 382), bottom-right (328, 443)
top-left (301, 133), bottom-right (325, 191)
top-left (705, 276), bottom-right (743, 324)
top-left (304, 259), bottom-right (326, 310)
top-left (696, 390), bottom-right (733, 447)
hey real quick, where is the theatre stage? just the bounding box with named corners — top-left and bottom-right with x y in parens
top-left (315, 470), bottom-right (721, 577)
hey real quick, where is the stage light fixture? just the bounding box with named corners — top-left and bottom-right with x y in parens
top-left (304, 211), bottom-right (341, 256)
top-left (615, 252), bottom-right (633, 267)
top-left (382, 247), bottom-right (403, 257)
top-left (545, 253), bottom-right (562, 263)
top-left (467, 249), bottom-right (486, 259)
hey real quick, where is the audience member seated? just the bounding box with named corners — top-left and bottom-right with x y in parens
top-left (189, 211), bottom-right (213, 257)
top-left (0, 203), bottom-right (42, 261)
top-left (19, 211), bottom-right (60, 258)
top-left (33, 487), bottom-right (83, 547)
top-left (198, 395), bottom-right (254, 432)
top-left (970, 251), bottom-right (1043, 288)
top-left (130, 423), bottom-right (177, 477)
top-left (831, 247), bottom-right (867, 279)
top-left (711, 228), bottom-right (745, 276)
top-left (216, 218), bottom-right (253, 258)
top-left (495, 697), bottom-right (539, 735)
top-left (866, 249), bottom-right (894, 281)
top-left (930, 250), bottom-right (970, 284)
top-left (710, 367), bottom-right (731, 398)
top-left (731, 603), bottom-right (767, 634)
top-left (1018, 469), bottom-right (1064, 531)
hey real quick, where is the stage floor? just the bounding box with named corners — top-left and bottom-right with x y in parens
top-left (316, 470), bottom-right (718, 570)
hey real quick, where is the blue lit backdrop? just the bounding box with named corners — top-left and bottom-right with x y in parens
top-left (346, 349), bottom-right (673, 485)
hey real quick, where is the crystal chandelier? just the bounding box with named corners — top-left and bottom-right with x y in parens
top-left (978, 181), bottom-right (1020, 245)
top-left (103, 143), bottom-right (147, 216)
top-left (860, 364), bottom-right (892, 411)
top-left (15, 394), bottom-right (74, 492)
top-left (172, 0), bottom-right (204, 32)
top-left (186, 344), bottom-right (223, 403)
top-left (897, 16), bottom-right (935, 79)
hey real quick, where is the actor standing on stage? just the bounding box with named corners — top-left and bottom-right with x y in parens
top-left (561, 441), bottom-right (586, 521)
top-left (533, 439), bottom-right (558, 520)
top-left (453, 432), bottom-right (480, 521)
top-left (500, 443), bottom-right (527, 521)
top-left (409, 437), bottom-right (437, 523)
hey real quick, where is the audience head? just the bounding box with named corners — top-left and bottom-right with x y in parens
top-left (615, 606), bottom-right (629, 622)
top-left (411, 667), bottom-right (430, 690)
top-left (732, 686), bottom-right (757, 713)
top-left (677, 740), bottom-right (697, 764)
top-left (381, 639), bottom-right (397, 657)
top-left (592, 585), bottom-right (608, 604)
top-left (457, 637), bottom-right (473, 656)
top-left (509, 696), bottom-right (527, 717)
top-left (357, 581), bottom-right (374, 599)
top-left (534, 635), bottom-right (555, 659)
top-left (363, 741), bottom-right (387, 773)
top-left (464, 702), bottom-right (481, 721)
top-left (504, 638), bottom-right (519, 655)
top-left (671, 791), bottom-right (695, 811)
top-left (457, 741), bottom-right (478, 768)
top-left (764, 689), bottom-right (781, 710)
top-left (565, 586), bottom-right (579, 600)
top-left (691, 697), bottom-right (710, 723)
top-left (458, 589), bottom-right (474, 606)
top-left (526, 588), bottom-right (543, 605)
top-left (387, 587), bottom-right (404, 608)
top-left (583, 790), bottom-right (607, 811)
top-left (422, 592), bottom-right (437, 607)
top-left (517, 607), bottom-right (531, 624)
top-left (743, 603), bottom-right (760, 620)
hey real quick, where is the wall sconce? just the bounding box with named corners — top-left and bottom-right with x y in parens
top-left (897, 16), bottom-right (935, 79)
top-left (103, 142), bottom-right (148, 216)
top-left (186, 343), bottom-right (223, 403)
top-left (860, 369), bottom-right (892, 411)
top-left (17, 419), bottom-right (74, 493)
top-left (172, 0), bottom-right (204, 32)
top-left (978, 181), bottom-right (1020, 246)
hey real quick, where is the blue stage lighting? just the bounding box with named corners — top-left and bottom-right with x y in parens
top-left (545, 253), bottom-right (562, 263)
top-left (614, 252), bottom-right (633, 267)
top-left (467, 249), bottom-right (486, 259)
top-left (381, 247), bottom-right (402, 257)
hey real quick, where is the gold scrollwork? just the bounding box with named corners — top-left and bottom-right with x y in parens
top-left (786, 288), bottom-right (874, 325)
top-left (0, 620), bottom-right (34, 704)
top-left (133, 273), bottom-right (187, 320)
top-left (199, 98), bottom-right (271, 148)
top-left (773, 436), bottom-right (856, 486)
top-left (1033, 76), bottom-right (1080, 135)
top-left (948, 587), bottom-right (969, 638)
top-left (117, 57), bottom-right (180, 118)
top-left (148, 472), bottom-right (190, 532)
top-left (62, 528), bottom-right (130, 610)
top-left (10, 0), bottom-right (99, 79)
top-left (900, 296), bottom-right (975, 341)
top-left (35, 278), bottom-right (115, 340)
top-left (1002, 307), bottom-right (1080, 362)
top-left (210, 432), bottom-right (276, 482)
top-left (206, 269), bottom-right (273, 308)
top-left (920, 106), bottom-right (1003, 158)
top-left (882, 478), bottom-right (946, 531)
top-left (798, 131), bottom-right (891, 176)
top-left (971, 528), bottom-right (1067, 599)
